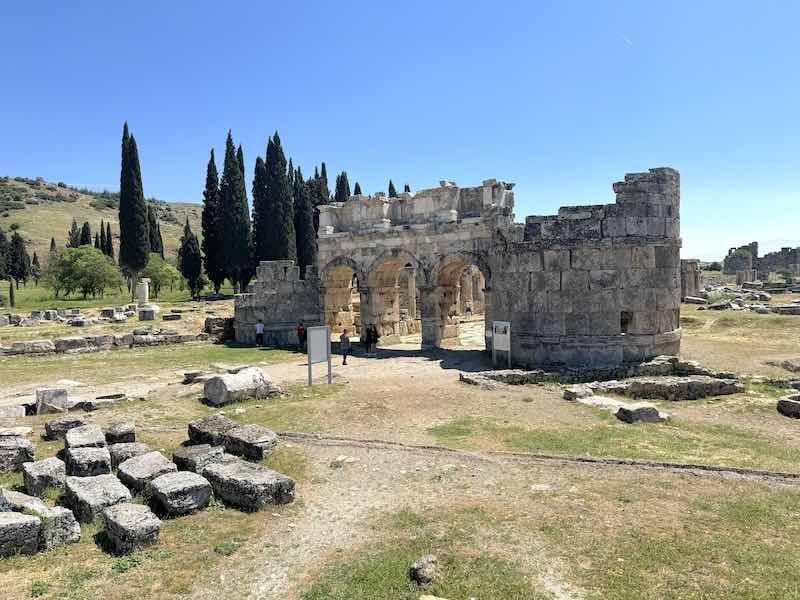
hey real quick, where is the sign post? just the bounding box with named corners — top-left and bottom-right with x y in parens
top-left (491, 320), bottom-right (511, 369)
top-left (306, 325), bottom-right (332, 385)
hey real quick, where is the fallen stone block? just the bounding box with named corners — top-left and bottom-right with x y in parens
top-left (0, 436), bottom-right (35, 473)
top-left (187, 414), bottom-right (237, 446)
top-left (44, 415), bottom-right (89, 440)
top-left (563, 384), bottom-right (593, 400)
top-left (203, 367), bottom-right (283, 406)
top-left (0, 405), bottom-right (26, 418)
top-left (113, 333), bottom-right (133, 347)
top-left (162, 313), bottom-right (181, 321)
top-left (0, 489), bottom-right (80, 550)
top-left (117, 452), bottom-right (177, 493)
top-left (615, 405), bottom-right (667, 424)
top-left (683, 296), bottom-right (707, 305)
top-left (138, 308), bottom-right (156, 321)
top-left (66, 447), bottom-right (112, 477)
top-left (106, 422), bottom-right (135, 444)
top-left (202, 459), bottom-right (295, 511)
top-left (36, 388), bottom-right (69, 414)
top-left (103, 503), bottom-right (161, 554)
top-left (23, 457), bottom-right (66, 497)
top-left (172, 444), bottom-right (227, 473)
top-left (777, 394), bottom-right (800, 419)
top-left (0, 512), bottom-right (40, 557)
top-left (76, 396), bottom-right (122, 411)
top-left (109, 442), bottom-right (152, 469)
top-left (65, 425), bottom-right (106, 449)
top-left (0, 427), bottom-right (32, 438)
top-left (54, 336), bottom-right (89, 353)
top-left (182, 371), bottom-right (209, 384)
top-left (65, 474), bottom-right (132, 523)
top-left (146, 471), bottom-right (212, 516)
top-left (223, 424), bottom-right (278, 461)
top-left (9, 340), bottom-right (55, 355)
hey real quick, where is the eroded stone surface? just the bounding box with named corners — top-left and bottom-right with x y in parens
top-left (66, 447), bottom-right (112, 477)
top-left (0, 489), bottom-right (80, 550)
top-left (172, 444), bottom-right (226, 473)
top-left (117, 452), bottom-right (177, 493)
top-left (105, 422), bottom-right (135, 444)
top-left (23, 457), bottom-right (66, 496)
top-left (103, 503), bottom-right (161, 554)
top-left (0, 512), bottom-right (40, 557)
top-left (223, 424), bottom-right (278, 461)
top-left (0, 436), bottom-right (35, 473)
top-left (202, 459), bottom-right (295, 511)
top-left (187, 414), bottom-right (237, 446)
top-left (203, 368), bottom-right (283, 406)
top-left (777, 394), bottom-right (800, 419)
top-left (44, 416), bottom-right (89, 440)
top-left (146, 471), bottom-right (212, 516)
top-left (65, 425), bottom-right (106, 449)
top-left (65, 475), bottom-right (132, 523)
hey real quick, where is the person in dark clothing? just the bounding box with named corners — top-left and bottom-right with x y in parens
top-left (297, 322), bottom-right (306, 351)
top-left (339, 329), bottom-right (351, 365)
top-left (255, 319), bottom-right (265, 347)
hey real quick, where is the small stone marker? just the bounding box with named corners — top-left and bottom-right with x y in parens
top-left (103, 503), bottom-right (161, 554)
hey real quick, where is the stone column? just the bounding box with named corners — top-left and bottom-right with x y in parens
top-left (407, 268), bottom-right (417, 319)
top-left (419, 285), bottom-right (442, 347)
top-left (460, 271), bottom-right (473, 314)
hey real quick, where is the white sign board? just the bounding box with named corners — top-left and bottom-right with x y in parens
top-left (306, 326), bottom-right (332, 384)
top-left (492, 320), bottom-right (511, 368)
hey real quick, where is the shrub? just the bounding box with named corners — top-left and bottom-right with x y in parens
top-left (140, 253), bottom-right (181, 298)
top-left (43, 246), bottom-right (123, 299)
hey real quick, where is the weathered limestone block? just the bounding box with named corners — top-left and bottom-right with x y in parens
top-left (138, 308), bottom-right (156, 321)
top-left (187, 414), bottom-right (237, 446)
top-left (777, 394), bottom-right (800, 419)
top-left (0, 489), bottom-right (80, 550)
top-left (146, 471), bottom-right (212, 516)
top-left (54, 336), bottom-right (89, 353)
top-left (172, 444), bottom-right (227, 473)
top-left (44, 415), bottom-right (89, 440)
top-left (109, 442), bottom-right (152, 469)
top-left (114, 333), bottom-right (133, 347)
top-left (0, 405), bottom-right (26, 418)
top-left (65, 447), bottom-right (112, 477)
top-left (9, 340), bottom-right (55, 355)
top-left (65, 425), bottom-right (106, 449)
top-left (409, 554), bottom-right (441, 585)
top-left (201, 459), bottom-right (295, 511)
top-left (65, 475), bottom-right (132, 523)
top-left (23, 457), bottom-right (66, 496)
top-left (223, 424), bottom-right (278, 461)
top-left (103, 503), bottom-right (161, 554)
top-left (0, 512), bottom-right (40, 557)
top-left (203, 367), bottom-right (283, 406)
top-left (0, 436), bottom-right (35, 472)
top-left (117, 452), bottom-right (177, 493)
top-left (35, 388), bottom-right (69, 414)
top-left (105, 422), bottom-right (135, 444)
top-left (615, 405), bottom-right (666, 424)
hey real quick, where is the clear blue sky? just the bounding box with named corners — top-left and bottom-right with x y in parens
top-left (2, 1), bottom-right (798, 260)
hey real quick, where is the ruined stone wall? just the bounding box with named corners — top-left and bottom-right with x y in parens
top-left (723, 242), bottom-right (757, 275)
top-left (491, 168), bottom-right (681, 366)
top-left (237, 167), bottom-right (682, 367)
top-left (234, 261), bottom-right (323, 345)
top-left (757, 246), bottom-right (800, 276)
top-left (680, 259), bottom-right (701, 300)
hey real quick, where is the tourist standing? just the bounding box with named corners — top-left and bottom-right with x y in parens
top-left (297, 321), bottom-right (306, 351)
top-left (370, 324), bottom-right (380, 355)
top-left (255, 319), bottom-right (264, 347)
top-left (339, 329), bottom-right (351, 365)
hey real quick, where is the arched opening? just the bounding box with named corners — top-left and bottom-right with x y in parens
top-left (366, 251), bottom-right (422, 344)
top-left (320, 259), bottom-right (363, 341)
top-left (422, 253), bottom-right (490, 349)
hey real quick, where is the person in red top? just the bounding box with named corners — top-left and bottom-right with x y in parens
top-left (296, 322), bottom-right (306, 351)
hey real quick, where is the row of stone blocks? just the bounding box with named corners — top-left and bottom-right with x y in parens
top-left (0, 413), bottom-right (294, 556)
top-left (1, 332), bottom-right (204, 357)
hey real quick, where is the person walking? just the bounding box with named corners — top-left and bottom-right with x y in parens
top-left (255, 319), bottom-right (265, 347)
top-left (296, 321), bottom-right (307, 351)
top-left (339, 329), bottom-right (351, 365)
top-left (369, 324), bottom-right (380, 356)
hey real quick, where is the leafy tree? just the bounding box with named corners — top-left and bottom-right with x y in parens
top-left (140, 253), bottom-right (180, 298)
top-left (201, 148), bottom-right (226, 293)
top-left (334, 171), bottom-right (351, 203)
top-left (147, 204), bottom-right (164, 258)
top-left (404, 183), bottom-right (411, 193)
top-left (293, 167), bottom-right (316, 278)
top-left (67, 218), bottom-right (81, 248)
top-left (31, 252), bottom-right (41, 285)
top-left (43, 246), bottom-right (122, 299)
top-left (80, 221), bottom-right (92, 246)
top-left (218, 131), bottom-right (251, 292)
top-left (178, 219), bottom-right (204, 296)
top-left (704, 261), bottom-right (722, 271)
top-left (118, 122), bottom-right (150, 293)
top-left (8, 231), bottom-right (31, 287)
top-left (353, 182), bottom-right (362, 195)
top-left (388, 180), bottom-right (397, 198)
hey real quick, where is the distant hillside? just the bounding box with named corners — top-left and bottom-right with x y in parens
top-left (0, 176), bottom-right (202, 262)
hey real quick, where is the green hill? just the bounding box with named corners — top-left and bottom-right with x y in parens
top-left (0, 175), bottom-right (202, 262)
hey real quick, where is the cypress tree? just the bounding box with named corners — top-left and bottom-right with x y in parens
top-left (251, 155), bottom-right (269, 264)
top-left (218, 131), bottom-right (251, 292)
top-left (353, 182), bottom-right (362, 195)
top-left (320, 162), bottom-right (330, 200)
top-left (8, 231), bottom-right (30, 287)
top-left (147, 204), bottom-right (164, 258)
top-left (99, 219), bottom-right (107, 253)
top-left (118, 123), bottom-right (150, 292)
top-left (105, 222), bottom-right (114, 260)
top-left (388, 180), bottom-right (398, 198)
top-left (8, 278), bottom-right (14, 307)
top-left (31, 252), bottom-right (41, 286)
top-left (49, 237), bottom-right (57, 254)
top-left (293, 167), bottom-right (316, 278)
top-left (287, 158), bottom-right (294, 190)
top-left (178, 219), bottom-right (203, 296)
top-left (201, 149), bottom-right (225, 293)
top-left (80, 222), bottom-right (92, 246)
top-left (0, 229), bottom-right (8, 281)
top-left (404, 183), bottom-right (411, 193)
top-left (67, 218), bottom-right (81, 247)
top-left (334, 171), bottom-right (351, 203)
top-left (254, 132), bottom-right (296, 263)
top-left (94, 232), bottom-right (100, 249)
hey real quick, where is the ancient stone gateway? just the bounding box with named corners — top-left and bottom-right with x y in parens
top-left (235, 167), bottom-right (682, 367)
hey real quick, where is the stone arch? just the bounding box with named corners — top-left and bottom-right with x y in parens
top-left (319, 256), bottom-right (367, 336)
top-left (319, 256), bottom-right (367, 286)
top-left (363, 248), bottom-right (426, 339)
top-left (431, 251), bottom-right (491, 289)
top-left (366, 248), bottom-right (427, 287)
